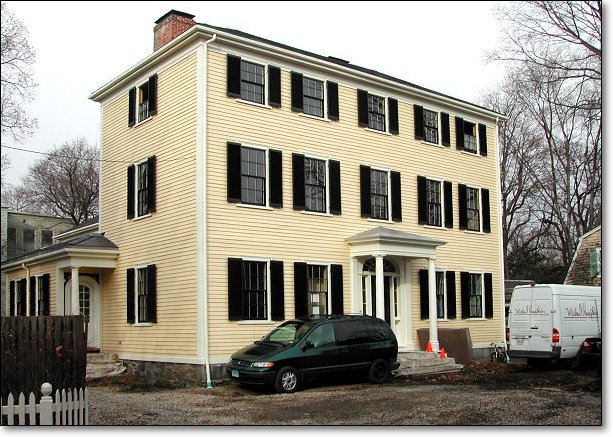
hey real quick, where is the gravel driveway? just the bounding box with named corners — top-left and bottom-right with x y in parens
top-left (88, 361), bottom-right (601, 425)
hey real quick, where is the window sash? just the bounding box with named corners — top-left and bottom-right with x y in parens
top-left (463, 122), bottom-right (477, 152)
top-left (303, 77), bottom-right (324, 117)
top-left (137, 162), bottom-right (148, 216)
top-left (370, 169), bottom-right (389, 220)
top-left (469, 273), bottom-right (483, 318)
top-left (436, 272), bottom-right (445, 319)
top-left (307, 265), bottom-right (328, 316)
top-left (423, 109), bottom-right (439, 144)
top-left (367, 95), bottom-right (386, 131)
top-left (138, 83), bottom-right (150, 122)
top-left (240, 61), bottom-right (265, 104)
top-left (305, 158), bottom-right (326, 213)
top-left (466, 187), bottom-right (480, 231)
top-left (426, 179), bottom-right (442, 226)
top-left (137, 267), bottom-right (148, 323)
top-left (240, 146), bottom-right (266, 206)
top-left (242, 261), bottom-right (268, 320)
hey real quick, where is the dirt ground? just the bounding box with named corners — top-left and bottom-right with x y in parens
top-left (88, 360), bottom-right (602, 426)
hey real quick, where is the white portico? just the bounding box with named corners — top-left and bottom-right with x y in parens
top-left (347, 227), bottom-right (446, 352)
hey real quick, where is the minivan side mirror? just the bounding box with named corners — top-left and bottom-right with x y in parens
top-left (302, 340), bottom-right (314, 351)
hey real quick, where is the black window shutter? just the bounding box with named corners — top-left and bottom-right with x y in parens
top-left (414, 105), bottom-right (424, 140)
top-left (484, 273), bottom-right (494, 318)
top-left (227, 54), bottom-right (241, 97)
top-left (147, 264), bottom-right (157, 323)
top-left (269, 149), bottom-right (283, 208)
top-left (327, 81), bottom-right (339, 121)
top-left (478, 123), bottom-right (487, 156)
top-left (388, 98), bottom-right (399, 135)
top-left (455, 117), bottom-right (464, 150)
top-left (357, 89), bottom-right (368, 127)
top-left (127, 268), bottom-right (135, 324)
top-left (228, 258), bottom-right (243, 321)
top-left (444, 181), bottom-right (453, 228)
top-left (127, 165), bottom-right (135, 219)
top-left (329, 160), bottom-right (342, 215)
top-left (291, 72), bottom-right (303, 112)
top-left (417, 176), bottom-right (427, 224)
top-left (446, 271), bottom-right (456, 319)
top-left (391, 171), bottom-right (402, 222)
top-left (227, 142), bottom-right (242, 203)
top-left (460, 272), bottom-right (470, 319)
top-left (294, 262), bottom-right (308, 318)
top-left (458, 184), bottom-right (468, 230)
top-left (292, 153), bottom-right (305, 210)
top-left (268, 65), bottom-right (281, 107)
top-left (482, 188), bottom-right (491, 233)
top-left (360, 165), bottom-right (371, 217)
top-left (441, 112), bottom-right (450, 146)
top-left (331, 264), bottom-right (344, 315)
top-left (147, 156), bottom-right (156, 213)
top-left (148, 74), bottom-right (158, 116)
top-left (128, 87), bottom-right (136, 127)
top-left (19, 278), bottom-right (26, 316)
top-left (419, 270), bottom-right (429, 320)
top-left (270, 261), bottom-right (284, 321)
top-left (29, 276), bottom-right (36, 316)
top-left (9, 281), bottom-right (15, 316)
top-left (42, 274), bottom-right (50, 316)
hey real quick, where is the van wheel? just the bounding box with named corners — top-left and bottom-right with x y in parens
top-left (368, 359), bottom-right (391, 384)
top-left (274, 366), bottom-right (300, 393)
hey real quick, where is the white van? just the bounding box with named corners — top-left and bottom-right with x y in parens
top-left (507, 284), bottom-right (601, 366)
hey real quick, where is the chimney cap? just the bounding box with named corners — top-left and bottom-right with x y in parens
top-left (155, 10), bottom-right (195, 25)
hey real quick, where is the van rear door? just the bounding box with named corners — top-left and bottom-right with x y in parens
top-left (529, 287), bottom-right (553, 354)
top-left (509, 287), bottom-right (532, 354)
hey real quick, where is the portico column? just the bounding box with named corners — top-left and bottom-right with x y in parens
top-left (375, 255), bottom-right (385, 320)
top-left (71, 267), bottom-right (80, 315)
top-left (428, 257), bottom-right (439, 352)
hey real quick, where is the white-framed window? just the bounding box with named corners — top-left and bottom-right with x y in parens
top-left (370, 167), bottom-right (391, 221)
top-left (468, 272), bottom-right (484, 318)
top-left (307, 264), bottom-right (330, 316)
top-left (136, 160), bottom-right (149, 217)
top-left (590, 247), bottom-right (602, 278)
top-left (302, 76), bottom-right (325, 118)
top-left (36, 276), bottom-right (44, 316)
top-left (241, 259), bottom-right (270, 320)
top-left (426, 178), bottom-right (443, 227)
top-left (41, 230), bottom-right (53, 247)
top-left (368, 94), bottom-right (386, 131)
top-left (137, 81), bottom-right (152, 122)
top-left (304, 156), bottom-right (328, 213)
top-left (466, 186), bottom-right (481, 232)
top-left (136, 266), bottom-right (150, 323)
top-left (463, 120), bottom-right (478, 153)
top-left (436, 271), bottom-right (446, 319)
top-left (240, 145), bottom-right (268, 207)
top-left (128, 264), bottom-right (156, 325)
top-left (423, 108), bottom-right (439, 144)
top-left (240, 59), bottom-right (266, 105)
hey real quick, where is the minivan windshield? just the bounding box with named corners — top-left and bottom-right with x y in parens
top-left (259, 321), bottom-right (314, 346)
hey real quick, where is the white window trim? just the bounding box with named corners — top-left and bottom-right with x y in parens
top-left (460, 117), bottom-right (480, 156)
top-left (238, 257), bottom-right (273, 322)
top-left (300, 73), bottom-right (329, 120)
top-left (132, 157), bottom-right (150, 219)
top-left (422, 175), bottom-right (445, 228)
top-left (466, 271), bottom-right (486, 320)
top-left (133, 263), bottom-right (153, 326)
top-left (303, 153), bottom-right (331, 214)
top-left (362, 90), bottom-right (391, 134)
top-left (420, 108), bottom-right (442, 147)
top-left (368, 165), bottom-right (393, 222)
top-left (235, 55), bottom-right (269, 107)
top-left (237, 142), bottom-right (271, 208)
top-left (305, 262), bottom-right (332, 316)
top-left (464, 184), bottom-right (483, 234)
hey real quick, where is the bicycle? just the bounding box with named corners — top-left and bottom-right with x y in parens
top-left (490, 342), bottom-right (510, 363)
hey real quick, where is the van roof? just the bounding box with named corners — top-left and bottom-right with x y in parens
top-left (514, 284), bottom-right (601, 296)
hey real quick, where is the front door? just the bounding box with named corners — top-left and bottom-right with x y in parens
top-left (362, 275), bottom-right (398, 327)
top-left (67, 277), bottom-right (100, 349)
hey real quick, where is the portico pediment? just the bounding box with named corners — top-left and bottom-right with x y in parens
top-left (346, 226), bottom-right (446, 259)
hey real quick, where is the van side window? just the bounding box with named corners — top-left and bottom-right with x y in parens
top-left (308, 323), bottom-right (336, 348)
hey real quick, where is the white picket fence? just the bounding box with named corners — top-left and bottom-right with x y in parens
top-left (1, 383), bottom-right (88, 425)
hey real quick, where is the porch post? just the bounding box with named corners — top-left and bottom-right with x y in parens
top-left (375, 255), bottom-right (385, 320)
top-left (71, 267), bottom-right (80, 315)
top-left (428, 257), bottom-right (439, 352)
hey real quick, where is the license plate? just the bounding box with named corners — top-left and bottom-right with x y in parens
top-left (516, 338), bottom-right (524, 345)
top-left (231, 369), bottom-right (239, 378)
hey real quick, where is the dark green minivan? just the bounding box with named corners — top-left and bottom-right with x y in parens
top-left (226, 315), bottom-right (399, 393)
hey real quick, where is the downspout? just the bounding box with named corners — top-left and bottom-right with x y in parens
top-left (21, 263), bottom-right (30, 315)
top-left (495, 117), bottom-right (507, 348)
top-left (201, 33), bottom-right (217, 389)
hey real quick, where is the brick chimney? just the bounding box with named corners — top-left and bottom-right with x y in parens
top-left (153, 10), bottom-right (196, 51)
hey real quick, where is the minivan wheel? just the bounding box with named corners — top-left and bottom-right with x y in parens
top-left (274, 366), bottom-right (300, 393)
top-left (368, 359), bottom-right (391, 384)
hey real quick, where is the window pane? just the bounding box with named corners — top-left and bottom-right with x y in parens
top-left (240, 147), bottom-right (266, 206)
top-left (304, 158), bottom-right (326, 212)
top-left (466, 187), bottom-right (480, 231)
top-left (464, 122), bottom-right (477, 152)
top-left (307, 265), bottom-right (328, 316)
top-left (303, 77), bottom-right (324, 117)
top-left (242, 261), bottom-right (267, 320)
top-left (138, 83), bottom-right (150, 122)
top-left (370, 169), bottom-right (388, 220)
top-left (240, 61), bottom-right (265, 104)
top-left (426, 180), bottom-right (442, 226)
top-left (137, 162), bottom-right (148, 216)
top-left (137, 267), bottom-right (148, 322)
top-left (436, 272), bottom-right (445, 318)
top-left (367, 94), bottom-right (386, 131)
top-left (469, 273), bottom-right (482, 317)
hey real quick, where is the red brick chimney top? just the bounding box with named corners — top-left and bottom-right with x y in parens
top-left (153, 10), bottom-right (196, 51)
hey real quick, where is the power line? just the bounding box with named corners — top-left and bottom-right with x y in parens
top-left (1, 144), bottom-right (195, 164)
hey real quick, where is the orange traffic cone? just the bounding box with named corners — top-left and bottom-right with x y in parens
top-left (425, 341), bottom-right (433, 352)
top-left (439, 347), bottom-right (447, 359)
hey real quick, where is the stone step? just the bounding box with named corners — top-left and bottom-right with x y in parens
top-left (395, 363), bottom-right (464, 376)
top-left (86, 362), bottom-right (127, 381)
top-left (87, 352), bottom-right (119, 364)
top-left (398, 351), bottom-right (439, 360)
top-left (399, 357), bottom-right (457, 368)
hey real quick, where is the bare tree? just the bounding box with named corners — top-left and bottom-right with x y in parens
top-left (1, 2), bottom-right (37, 142)
top-left (19, 139), bottom-right (99, 225)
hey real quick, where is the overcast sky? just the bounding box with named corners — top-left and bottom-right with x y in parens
top-left (2, 1), bottom-right (506, 186)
